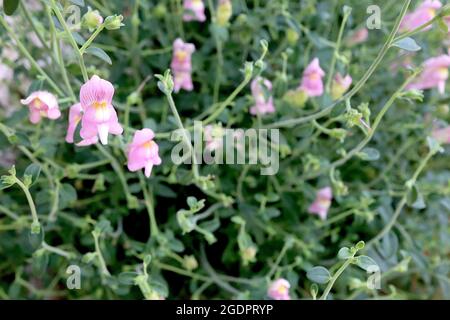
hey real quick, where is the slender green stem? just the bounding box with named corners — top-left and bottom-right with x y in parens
top-left (266, 241), bottom-right (290, 279)
top-left (0, 204), bottom-right (19, 220)
top-left (325, 9), bottom-right (351, 92)
top-left (320, 256), bottom-right (355, 300)
top-left (50, 0), bottom-right (89, 82)
top-left (45, 5), bottom-right (77, 102)
top-left (12, 176), bottom-right (40, 233)
top-left (21, 3), bottom-right (50, 52)
top-left (0, 15), bottom-right (64, 96)
top-left (203, 73), bottom-right (253, 124)
top-left (92, 232), bottom-right (111, 276)
top-left (80, 25), bottom-right (105, 55)
top-left (365, 149), bottom-right (435, 250)
top-left (265, 0), bottom-right (411, 129)
top-left (164, 91), bottom-right (200, 179)
top-left (42, 241), bottom-right (74, 259)
top-left (96, 144), bottom-right (134, 207)
top-left (329, 68), bottom-right (420, 169)
top-left (138, 173), bottom-right (159, 237)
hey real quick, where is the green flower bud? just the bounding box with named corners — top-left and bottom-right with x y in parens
top-left (183, 255), bottom-right (199, 271)
top-left (153, 4), bottom-right (167, 18)
top-left (286, 28), bottom-right (300, 46)
top-left (82, 9), bottom-right (103, 31)
top-left (344, 108), bottom-right (363, 128)
top-left (104, 15), bottom-right (124, 30)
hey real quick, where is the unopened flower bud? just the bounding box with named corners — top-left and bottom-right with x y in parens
top-left (241, 246), bottom-right (257, 265)
top-left (286, 28), bottom-right (300, 46)
top-left (183, 255), bottom-right (198, 271)
top-left (104, 15), bottom-right (124, 30)
top-left (82, 9), bottom-right (103, 31)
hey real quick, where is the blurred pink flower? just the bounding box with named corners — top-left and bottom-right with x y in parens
top-left (0, 63), bottom-right (13, 82)
top-left (127, 129), bottom-right (162, 177)
top-left (0, 86), bottom-right (11, 111)
top-left (250, 77), bottom-right (275, 115)
top-left (171, 38), bottom-right (195, 93)
top-left (27, 32), bottom-right (43, 48)
top-left (267, 279), bottom-right (291, 300)
top-left (65, 103), bottom-right (83, 143)
top-left (407, 55), bottom-right (450, 94)
top-left (183, 0), bottom-right (206, 22)
top-left (400, 0), bottom-right (442, 32)
top-left (331, 73), bottom-right (352, 100)
top-left (77, 75), bottom-right (123, 146)
top-left (204, 125), bottom-right (224, 152)
top-left (432, 126), bottom-right (450, 144)
top-left (2, 45), bottom-right (19, 62)
top-left (20, 91), bottom-right (61, 124)
top-left (308, 186), bottom-right (333, 220)
top-left (346, 28), bottom-right (369, 46)
top-left (299, 58), bottom-right (325, 97)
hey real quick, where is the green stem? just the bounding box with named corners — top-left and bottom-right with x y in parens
top-left (138, 173), bottom-right (159, 238)
top-left (265, 0), bottom-right (411, 129)
top-left (325, 9), bottom-right (351, 92)
top-left (12, 176), bottom-right (40, 233)
top-left (92, 232), bottom-right (111, 276)
top-left (50, 0), bottom-right (89, 82)
top-left (365, 149), bottom-right (435, 250)
top-left (0, 15), bottom-right (63, 96)
top-left (320, 256), bottom-right (355, 300)
top-left (164, 91), bottom-right (200, 180)
top-left (80, 25), bottom-right (105, 55)
top-left (21, 3), bottom-right (50, 52)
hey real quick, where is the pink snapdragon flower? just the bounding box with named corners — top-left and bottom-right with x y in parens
top-left (407, 55), bottom-right (450, 94)
top-left (331, 73), bottom-right (352, 100)
top-left (183, 0), bottom-right (206, 22)
top-left (249, 77), bottom-right (275, 115)
top-left (127, 129), bottom-right (162, 178)
top-left (65, 103), bottom-right (83, 143)
top-left (308, 187), bottom-right (333, 220)
top-left (20, 91), bottom-right (61, 124)
top-left (400, 0), bottom-right (442, 32)
top-left (267, 279), bottom-right (291, 300)
top-left (299, 58), bottom-right (325, 97)
top-left (171, 38), bottom-right (195, 93)
top-left (345, 28), bottom-right (369, 46)
top-left (77, 75), bottom-right (123, 146)
top-left (432, 126), bottom-right (450, 144)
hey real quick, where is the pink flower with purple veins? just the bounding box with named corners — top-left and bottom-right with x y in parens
top-left (65, 103), bottom-right (83, 144)
top-left (249, 77), bottom-right (275, 116)
top-left (308, 186), bottom-right (333, 220)
top-left (127, 129), bottom-right (162, 178)
top-left (20, 91), bottom-right (61, 124)
top-left (299, 58), bottom-right (325, 97)
top-left (183, 0), bottom-right (206, 22)
top-left (267, 278), bottom-right (291, 300)
top-left (407, 55), bottom-right (450, 94)
top-left (400, 0), bottom-right (442, 32)
top-left (171, 38), bottom-right (195, 93)
top-left (77, 75), bottom-right (123, 146)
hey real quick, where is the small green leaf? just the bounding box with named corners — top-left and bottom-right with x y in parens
top-left (307, 266), bottom-right (331, 284)
top-left (392, 37), bottom-right (421, 52)
top-left (85, 46), bottom-right (112, 65)
top-left (338, 247), bottom-right (352, 260)
top-left (4, 0), bottom-right (20, 16)
top-left (355, 255), bottom-right (379, 271)
top-left (118, 272), bottom-right (139, 285)
top-left (357, 148), bottom-right (380, 161)
top-left (24, 163), bottom-right (41, 187)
